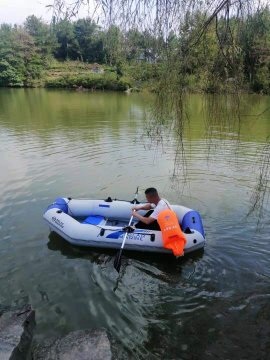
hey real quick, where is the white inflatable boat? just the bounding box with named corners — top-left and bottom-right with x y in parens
top-left (43, 197), bottom-right (205, 255)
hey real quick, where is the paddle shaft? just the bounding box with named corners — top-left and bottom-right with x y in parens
top-left (120, 212), bottom-right (135, 250)
top-left (114, 187), bottom-right (139, 272)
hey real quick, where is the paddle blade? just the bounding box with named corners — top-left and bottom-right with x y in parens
top-left (114, 249), bottom-right (123, 273)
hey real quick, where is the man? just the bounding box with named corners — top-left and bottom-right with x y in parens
top-left (132, 187), bottom-right (170, 230)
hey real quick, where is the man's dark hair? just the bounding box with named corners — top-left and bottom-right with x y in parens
top-left (145, 187), bottom-right (158, 195)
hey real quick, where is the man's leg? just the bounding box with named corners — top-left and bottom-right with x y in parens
top-left (135, 210), bottom-right (160, 230)
top-left (145, 220), bottom-right (161, 231)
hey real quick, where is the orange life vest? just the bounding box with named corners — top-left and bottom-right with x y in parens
top-left (157, 209), bottom-right (186, 256)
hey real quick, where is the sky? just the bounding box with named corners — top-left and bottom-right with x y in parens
top-left (0, 0), bottom-right (268, 26)
top-left (0, 0), bottom-right (89, 24)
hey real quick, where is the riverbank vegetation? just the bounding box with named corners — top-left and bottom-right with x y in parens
top-left (0, 6), bottom-right (270, 93)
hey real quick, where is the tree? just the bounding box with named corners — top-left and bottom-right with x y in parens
top-left (54, 19), bottom-right (80, 60)
top-left (0, 24), bottom-right (43, 87)
top-left (103, 25), bottom-right (125, 66)
top-left (24, 15), bottom-right (58, 60)
top-left (0, 59), bottom-right (23, 87)
top-left (239, 7), bottom-right (270, 93)
top-left (73, 18), bottom-right (105, 62)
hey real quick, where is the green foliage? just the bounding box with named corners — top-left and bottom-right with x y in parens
top-left (45, 72), bottom-right (129, 91)
top-left (156, 7), bottom-right (270, 94)
top-left (252, 65), bottom-right (270, 93)
top-left (0, 8), bottom-right (270, 93)
top-left (24, 15), bottom-right (58, 60)
top-left (126, 63), bottom-right (160, 89)
top-left (0, 59), bottom-right (24, 86)
top-left (125, 29), bottom-right (160, 63)
top-left (73, 19), bottom-right (105, 63)
top-left (53, 19), bottom-right (80, 60)
top-left (102, 25), bottom-right (125, 66)
top-left (52, 18), bottom-right (106, 62)
top-left (0, 25), bottom-right (44, 87)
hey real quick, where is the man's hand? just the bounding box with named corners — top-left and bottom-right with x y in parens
top-left (131, 206), bottom-right (138, 211)
top-left (132, 209), bottom-right (140, 218)
top-left (123, 225), bottom-right (135, 233)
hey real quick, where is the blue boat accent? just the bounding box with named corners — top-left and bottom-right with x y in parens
top-left (181, 210), bottom-right (205, 237)
top-left (106, 229), bottom-right (150, 239)
top-left (99, 204), bottom-right (110, 208)
top-left (83, 215), bottom-right (105, 225)
top-left (46, 197), bottom-right (68, 214)
top-left (106, 231), bottom-right (124, 239)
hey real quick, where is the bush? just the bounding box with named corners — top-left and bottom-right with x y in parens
top-left (45, 73), bottom-right (130, 91)
top-left (252, 65), bottom-right (270, 94)
top-left (0, 60), bottom-right (24, 87)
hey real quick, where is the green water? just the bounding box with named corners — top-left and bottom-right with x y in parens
top-left (0, 88), bottom-right (270, 359)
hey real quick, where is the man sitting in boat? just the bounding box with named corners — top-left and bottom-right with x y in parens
top-left (132, 187), bottom-right (170, 230)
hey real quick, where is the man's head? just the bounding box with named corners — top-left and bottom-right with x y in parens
top-left (145, 187), bottom-right (160, 204)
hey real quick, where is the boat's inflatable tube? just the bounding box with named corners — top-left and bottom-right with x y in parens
top-left (43, 197), bottom-right (205, 255)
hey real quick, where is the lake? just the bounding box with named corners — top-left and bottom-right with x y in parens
top-left (0, 88), bottom-right (270, 359)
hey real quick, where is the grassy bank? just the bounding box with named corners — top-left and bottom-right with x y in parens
top-left (44, 61), bottom-right (131, 91)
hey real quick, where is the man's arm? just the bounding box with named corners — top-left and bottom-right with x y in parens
top-left (132, 203), bottom-right (152, 211)
top-left (132, 211), bottom-right (156, 225)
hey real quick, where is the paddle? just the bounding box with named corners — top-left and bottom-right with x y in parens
top-left (114, 187), bottom-right (139, 273)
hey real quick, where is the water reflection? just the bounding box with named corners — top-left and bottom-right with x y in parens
top-left (47, 231), bottom-right (204, 284)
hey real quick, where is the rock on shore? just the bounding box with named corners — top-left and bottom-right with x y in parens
top-left (33, 329), bottom-right (112, 360)
top-left (0, 305), bottom-right (113, 360)
top-left (0, 304), bottom-right (35, 360)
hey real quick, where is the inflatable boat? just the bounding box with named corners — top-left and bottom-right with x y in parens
top-left (43, 197), bottom-right (205, 255)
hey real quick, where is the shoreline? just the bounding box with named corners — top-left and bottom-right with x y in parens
top-left (0, 85), bottom-right (267, 96)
